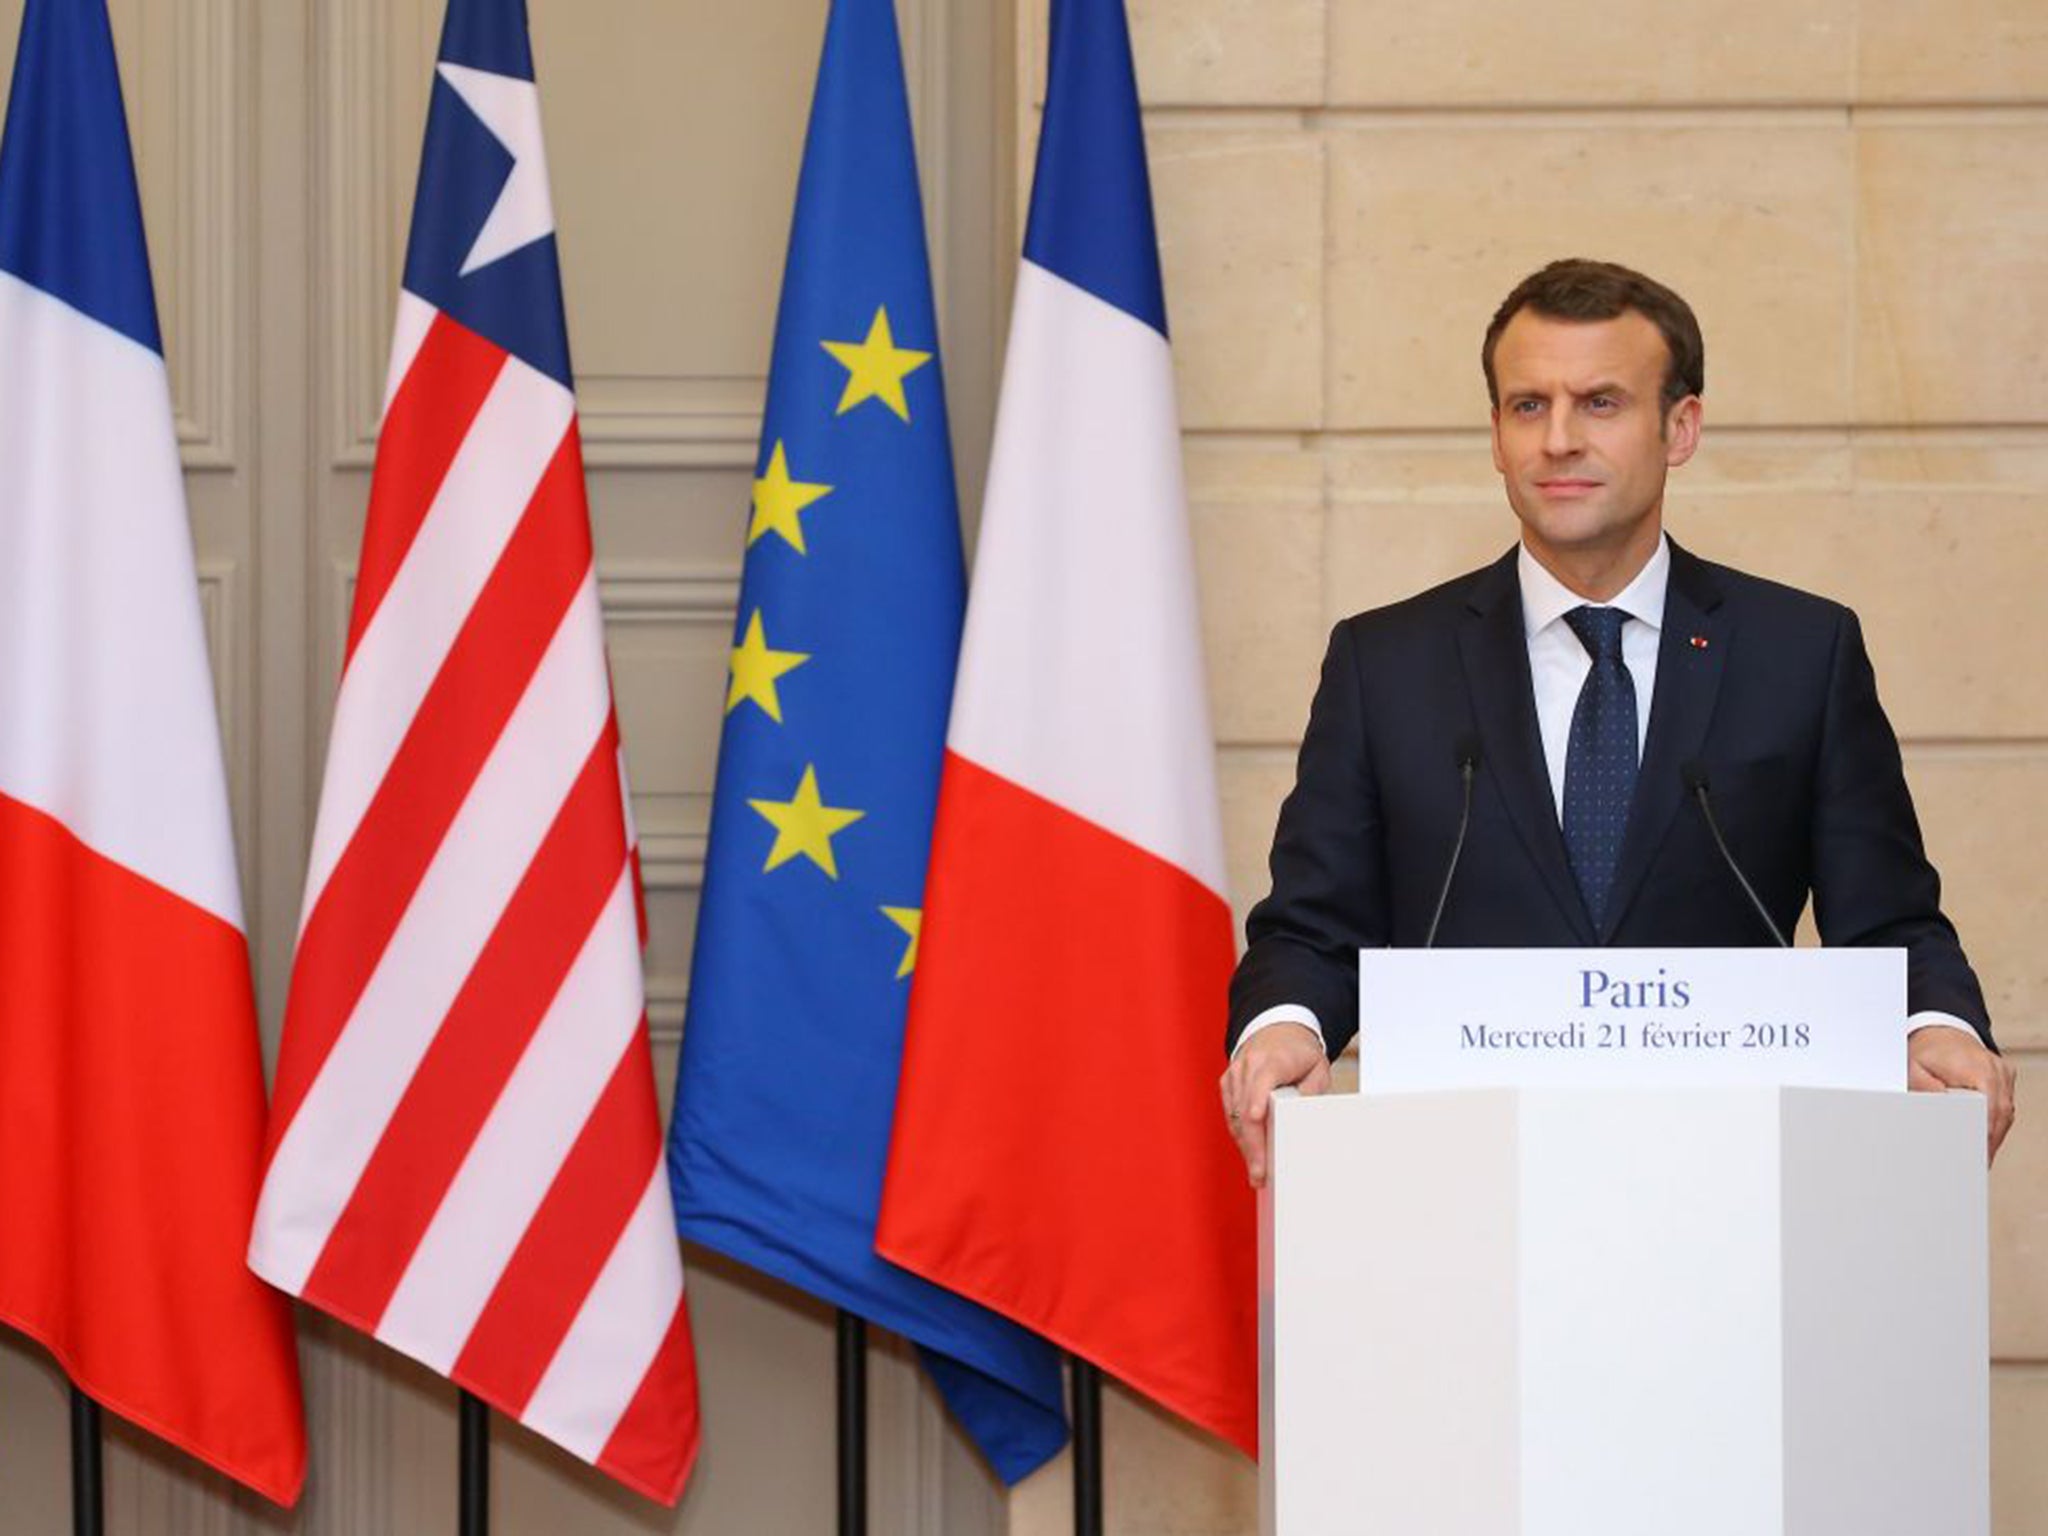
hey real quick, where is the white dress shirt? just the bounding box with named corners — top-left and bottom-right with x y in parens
top-left (1235, 534), bottom-right (1972, 1056)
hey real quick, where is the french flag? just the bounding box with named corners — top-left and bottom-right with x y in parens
top-left (878, 0), bottom-right (1257, 1458)
top-left (0, 0), bottom-right (306, 1503)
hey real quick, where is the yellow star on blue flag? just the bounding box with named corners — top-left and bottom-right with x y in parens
top-left (748, 765), bottom-right (864, 878)
top-left (880, 905), bottom-right (921, 977)
top-left (670, 0), bottom-right (1067, 1487)
top-left (822, 306), bottom-right (931, 420)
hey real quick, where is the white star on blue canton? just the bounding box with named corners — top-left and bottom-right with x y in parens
top-left (435, 62), bottom-right (555, 277)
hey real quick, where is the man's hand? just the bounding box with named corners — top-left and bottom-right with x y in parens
top-left (1219, 1023), bottom-right (1331, 1188)
top-left (1909, 1026), bottom-right (2017, 1164)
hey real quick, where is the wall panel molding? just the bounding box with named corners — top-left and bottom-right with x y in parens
top-left (164, 0), bottom-right (243, 468)
top-left (326, 0), bottom-right (775, 467)
top-left (322, 0), bottom-right (406, 471)
top-left (602, 561), bottom-right (736, 899)
top-left (646, 980), bottom-right (686, 1047)
top-left (636, 819), bottom-right (708, 895)
top-left (99, 0), bottom-right (246, 468)
top-left (597, 563), bottom-right (740, 627)
top-left (195, 559), bottom-right (236, 754)
top-left (104, 1442), bottom-right (236, 1536)
top-left (571, 374), bottom-right (766, 468)
top-left (194, 555), bottom-right (260, 896)
top-left (297, 1323), bottom-right (398, 1536)
top-left (324, 0), bottom-right (957, 470)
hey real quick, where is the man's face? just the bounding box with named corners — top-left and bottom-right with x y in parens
top-left (1489, 309), bottom-right (1701, 573)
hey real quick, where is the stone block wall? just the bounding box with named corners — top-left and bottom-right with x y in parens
top-left (1010, 3), bottom-right (2048, 1530)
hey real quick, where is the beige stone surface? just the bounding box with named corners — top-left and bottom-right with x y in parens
top-left (1152, 128), bottom-right (1324, 430)
top-left (1856, 125), bottom-right (2048, 426)
top-left (1900, 752), bottom-right (2048, 1053)
top-left (1994, 1366), bottom-right (2048, 1534)
top-left (1040, 0), bottom-right (2048, 1529)
top-left (1683, 431), bottom-right (1856, 492)
top-left (1188, 448), bottom-right (1327, 745)
top-left (1019, 0), bottom-right (1324, 106)
top-left (1670, 490), bottom-right (2048, 739)
top-left (1988, 1054), bottom-right (2048, 1360)
top-left (1329, 0), bottom-right (1854, 106)
top-left (1304, 434), bottom-right (2045, 734)
top-left (1322, 496), bottom-right (1514, 618)
top-left (1096, 1383), bottom-right (1258, 1535)
top-left (1006, 1446), bottom-right (1066, 1536)
top-left (1009, 1382), bottom-right (1256, 1536)
top-left (0, 1337), bottom-right (67, 1533)
top-left (1855, 432), bottom-right (2048, 491)
top-left (1860, 0), bottom-right (2048, 101)
top-left (1219, 747), bottom-right (1304, 927)
top-left (1131, 0), bottom-right (1322, 106)
top-left (1323, 473), bottom-right (1509, 626)
top-left (1328, 124), bottom-right (1855, 430)
top-left (1324, 436), bottom-right (1507, 500)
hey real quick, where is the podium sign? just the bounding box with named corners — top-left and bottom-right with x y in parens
top-left (1358, 947), bottom-right (1906, 1093)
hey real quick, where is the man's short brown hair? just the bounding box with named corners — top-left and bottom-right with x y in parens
top-left (1481, 258), bottom-right (1705, 414)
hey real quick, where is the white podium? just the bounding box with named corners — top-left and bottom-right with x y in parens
top-left (1260, 1086), bottom-right (1988, 1535)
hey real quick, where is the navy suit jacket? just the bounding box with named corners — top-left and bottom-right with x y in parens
top-left (1227, 540), bottom-right (1994, 1056)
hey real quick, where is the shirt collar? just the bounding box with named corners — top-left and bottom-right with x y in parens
top-left (1518, 531), bottom-right (1670, 640)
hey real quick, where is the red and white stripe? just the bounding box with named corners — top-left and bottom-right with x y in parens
top-left (249, 300), bottom-right (699, 1504)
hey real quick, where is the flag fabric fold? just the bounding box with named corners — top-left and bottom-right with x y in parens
top-left (246, 0), bottom-right (698, 1503)
top-left (877, 0), bottom-right (1258, 1458)
top-left (667, 0), bottom-right (1068, 1485)
top-left (0, 0), bottom-right (307, 1503)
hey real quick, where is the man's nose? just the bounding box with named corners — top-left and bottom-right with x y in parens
top-left (1543, 403), bottom-right (1581, 457)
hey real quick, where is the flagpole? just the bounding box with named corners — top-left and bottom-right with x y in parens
top-left (69, 1387), bottom-right (103, 1536)
top-left (836, 1310), bottom-right (867, 1535)
top-left (1071, 1358), bottom-right (1103, 1536)
top-left (458, 1389), bottom-right (489, 1536)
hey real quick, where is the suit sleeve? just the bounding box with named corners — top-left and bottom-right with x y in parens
top-left (1227, 621), bottom-right (1388, 1058)
top-left (1810, 608), bottom-right (1995, 1047)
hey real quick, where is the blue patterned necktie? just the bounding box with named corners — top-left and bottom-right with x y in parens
top-left (1561, 605), bottom-right (1638, 927)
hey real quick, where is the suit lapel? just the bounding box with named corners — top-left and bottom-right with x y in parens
top-left (1456, 550), bottom-right (1596, 943)
top-left (1601, 541), bottom-right (1728, 939)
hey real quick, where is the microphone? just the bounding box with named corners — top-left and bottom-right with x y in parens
top-left (1680, 761), bottom-right (1790, 949)
top-left (1424, 733), bottom-right (1483, 949)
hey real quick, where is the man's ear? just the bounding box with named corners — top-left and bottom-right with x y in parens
top-left (1665, 396), bottom-right (1703, 468)
top-left (1489, 406), bottom-right (1506, 474)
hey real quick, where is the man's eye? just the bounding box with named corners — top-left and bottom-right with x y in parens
top-left (1586, 396), bottom-right (1618, 413)
top-left (1512, 399), bottom-right (1543, 415)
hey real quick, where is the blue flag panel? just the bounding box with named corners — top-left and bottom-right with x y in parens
top-left (667, 0), bottom-right (1068, 1485)
top-left (1021, 0), bottom-right (1167, 338)
top-left (0, 0), bottom-right (161, 353)
top-left (402, 0), bottom-right (572, 386)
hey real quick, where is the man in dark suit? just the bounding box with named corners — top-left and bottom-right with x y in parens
top-left (1219, 258), bottom-right (2016, 1182)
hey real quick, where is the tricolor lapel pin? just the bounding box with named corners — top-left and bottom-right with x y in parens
top-left (1689, 634), bottom-right (1711, 650)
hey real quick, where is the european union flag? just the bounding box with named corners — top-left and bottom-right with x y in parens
top-left (667, 0), bottom-right (1068, 1484)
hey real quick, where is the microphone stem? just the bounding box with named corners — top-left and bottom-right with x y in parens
top-left (1425, 760), bottom-right (1475, 949)
top-left (1690, 783), bottom-right (1790, 949)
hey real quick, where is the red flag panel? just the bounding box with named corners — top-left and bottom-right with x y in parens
top-left (880, 754), bottom-right (1257, 1455)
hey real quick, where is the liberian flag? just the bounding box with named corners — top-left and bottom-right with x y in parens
top-left (0, 0), bottom-right (306, 1503)
top-left (877, 0), bottom-right (1257, 1458)
top-left (247, 0), bottom-right (699, 1502)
